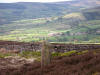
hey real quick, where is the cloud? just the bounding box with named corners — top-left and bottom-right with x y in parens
top-left (0, 0), bottom-right (70, 3)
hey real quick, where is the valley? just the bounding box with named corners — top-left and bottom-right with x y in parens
top-left (0, 6), bottom-right (100, 43)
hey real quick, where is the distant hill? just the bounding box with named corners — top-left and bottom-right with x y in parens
top-left (54, 0), bottom-right (100, 7)
top-left (0, 0), bottom-right (100, 24)
top-left (0, 5), bottom-right (100, 43)
top-left (82, 6), bottom-right (100, 20)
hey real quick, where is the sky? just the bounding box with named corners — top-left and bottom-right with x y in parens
top-left (0, 0), bottom-right (70, 3)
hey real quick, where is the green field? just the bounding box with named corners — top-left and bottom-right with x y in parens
top-left (0, 6), bottom-right (100, 43)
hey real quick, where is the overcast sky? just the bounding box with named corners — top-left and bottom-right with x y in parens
top-left (0, 0), bottom-right (70, 3)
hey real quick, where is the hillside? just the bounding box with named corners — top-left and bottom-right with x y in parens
top-left (0, 6), bottom-right (100, 43)
top-left (0, 0), bottom-right (100, 25)
top-left (0, 2), bottom-right (80, 25)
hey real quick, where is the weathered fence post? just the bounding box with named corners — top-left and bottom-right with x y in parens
top-left (41, 40), bottom-right (51, 67)
top-left (41, 40), bottom-right (52, 75)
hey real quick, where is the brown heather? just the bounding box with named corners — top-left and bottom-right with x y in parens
top-left (0, 51), bottom-right (100, 75)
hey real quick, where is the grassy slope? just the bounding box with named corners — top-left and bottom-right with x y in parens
top-left (0, 13), bottom-right (100, 42)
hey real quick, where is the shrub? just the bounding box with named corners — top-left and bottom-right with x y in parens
top-left (52, 52), bottom-right (61, 57)
top-left (77, 50), bottom-right (88, 55)
top-left (60, 50), bottom-right (77, 56)
top-left (19, 51), bottom-right (41, 58)
top-left (0, 53), bottom-right (14, 58)
top-left (51, 50), bottom-right (77, 57)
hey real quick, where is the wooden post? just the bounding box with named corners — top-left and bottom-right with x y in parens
top-left (41, 40), bottom-right (51, 75)
top-left (41, 41), bottom-right (51, 67)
